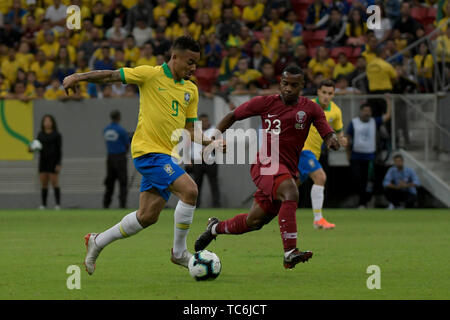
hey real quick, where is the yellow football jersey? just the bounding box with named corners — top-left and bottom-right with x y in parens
top-left (120, 63), bottom-right (199, 159)
top-left (303, 98), bottom-right (343, 159)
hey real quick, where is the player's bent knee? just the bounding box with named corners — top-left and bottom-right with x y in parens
top-left (137, 209), bottom-right (159, 227)
top-left (181, 185), bottom-right (198, 204)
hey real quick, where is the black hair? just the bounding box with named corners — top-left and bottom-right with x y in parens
top-left (319, 79), bottom-right (335, 89)
top-left (360, 103), bottom-right (372, 110)
top-left (393, 153), bottom-right (403, 160)
top-left (172, 36), bottom-right (200, 53)
top-left (198, 113), bottom-right (209, 118)
top-left (40, 114), bottom-right (58, 133)
top-left (282, 64), bottom-right (304, 76)
top-left (110, 110), bottom-right (121, 121)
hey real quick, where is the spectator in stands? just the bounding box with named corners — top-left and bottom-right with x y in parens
top-left (286, 11), bottom-right (303, 38)
top-left (414, 42), bottom-right (434, 92)
top-left (44, 0), bottom-right (67, 33)
top-left (153, 26), bottom-right (172, 57)
top-left (303, 72), bottom-right (324, 96)
top-left (58, 35), bottom-right (76, 64)
top-left (215, 5), bottom-right (242, 46)
top-left (123, 35), bottom-right (140, 66)
top-left (260, 25), bottom-right (279, 61)
top-left (334, 74), bottom-right (361, 94)
top-left (191, 12), bottom-right (215, 41)
top-left (94, 45), bottom-right (115, 71)
top-left (330, 0), bottom-right (351, 16)
top-left (187, 113), bottom-right (221, 208)
top-left (22, 15), bottom-right (40, 45)
top-left (374, 4), bottom-right (392, 43)
top-left (333, 52), bottom-right (355, 80)
top-left (16, 41), bottom-right (34, 70)
top-left (385, 0), bottom-right (401, 24)
top-left (44, 78), bottom-right (65, 100)
top-left (23, 0), bottom-right (46, 26)
top-left (366, 47), bottom-right (397, 117)
top-left (392, 29), bottom-right (408, 53)
top-left (168, 0), bottom-right (196, 25)
top-left (293, 44), bottom-right (311, 70)
top-left (153, 0), bottom-right (176, 23)
top-left (362, 34), bottom-right (378, 64)
top-left (124, 84), bottom-right (138, 97)
top-left (274, 42), bottom-right (294, 77)
top-left (91, 1), bottom-right (105, 28)
top-left (383, 154), bottom-right (420, 209)
top-left (103, 110), bottom-right (130, 209)
top-left (7, 0), bottom-right (26, 29)
top-left (268, 8), bottom-right (288, 40)
top-left (203, 33), bottom-right (222, 68)
top-left (104, 0), bottom-right (128, 30)
top-left (106, 17), bottom-right (129, 48)
top-left (126, 0), bottom-right (154, 33)
top-left (250, 61), bottom-right (279, 95)
top-left (218, 38), bottom-right (243, 83)
top-left (53, 46), bottom-right (76, 84)
top-left (436, 23), bottom-right (450, 83)
top-left (249, 41), bottom-right (271, 72)
top-left (233, 57), bottom-right (262, 86)
top-left (0, 74), bottom-right (8, 99)
top-left (0, 17), bottom-right (21, 48)
top-left (1, 47), bottom-right (21, 85)
top-left (345, 99), bottom-right (391, 208)
top-left (307, 46), bottom-right (335, 81)
top-left (136, 42), bottom-right (157, 67)
top-left (346, 8), bottom-right (367, 46)
top-left (166, 11), bottom-right (191, 42)
top-left (347, 55), bottom-right (369, 92)
top-left (393, 1), bottom-right (420, 41)
top-left (325, 7), bottom-right (347, 48)
top-left (30, 50), bottom-right (55, 86)
top-left (41, 30), bottom-right (59, 61)
top-left (6, 81), bottom-right (34, 102)
top-left (305, 0), bottom-right (330, 30)
top-left (242, 0), bottom-right (265, 29)
top-left (132, 18), bottom-right (154, 48)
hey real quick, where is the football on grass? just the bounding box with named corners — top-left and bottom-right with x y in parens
top-left (188, 250), bottom-right (221, 281)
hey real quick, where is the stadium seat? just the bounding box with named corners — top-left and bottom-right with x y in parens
top-left (410, 6), bottom-right (430, 26)
top-left (331, 46), bottom-right (354, 59)
top-left (194, 68), bottom-right (220, 93)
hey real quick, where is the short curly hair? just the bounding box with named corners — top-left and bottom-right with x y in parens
top-left (172, 36), bottom-right (200, 53)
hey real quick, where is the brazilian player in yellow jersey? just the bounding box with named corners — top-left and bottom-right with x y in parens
top-left (63, 36), bottom-right (224, 275)
top-left (298, 80), bottom-right (347, 229)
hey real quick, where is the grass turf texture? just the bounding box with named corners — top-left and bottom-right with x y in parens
top-left (0, 208), bottom-right (449, 300)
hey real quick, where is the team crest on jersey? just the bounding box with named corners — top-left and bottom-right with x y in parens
top-left (295, 111), bottom-right (306, 129)
top-left (184, 92), bottom-right (191, 103)
top-left (164, 164), bottom-right (175, 176)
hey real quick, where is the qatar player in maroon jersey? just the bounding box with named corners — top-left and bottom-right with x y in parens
top-left (195, 65), bottom-right (340, 269)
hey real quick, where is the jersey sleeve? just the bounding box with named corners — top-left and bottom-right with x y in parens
top-left (119, 65), bottom-right (159, 85)
top-left (310, 101), bottom-right (334, 138)
top-left (332, 106), bottom-right (344, 133)
top-left (233, 96), bottom-right (267, 120)
top-left (186, 86), bottom-right (199, 122)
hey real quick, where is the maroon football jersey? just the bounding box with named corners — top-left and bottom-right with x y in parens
top-left (233, 94), bottom-right (334, 177)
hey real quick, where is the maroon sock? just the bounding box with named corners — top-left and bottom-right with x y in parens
top-left (278, 200), bottom-right (298, 252)
top-left (215, 213), bottom-right (250, 234)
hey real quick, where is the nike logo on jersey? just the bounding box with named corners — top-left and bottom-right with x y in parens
top-left (267, 114), bottom-right (277, 118)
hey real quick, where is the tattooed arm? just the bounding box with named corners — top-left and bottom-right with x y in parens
top-left (63, 70), bottom-right (122, 94)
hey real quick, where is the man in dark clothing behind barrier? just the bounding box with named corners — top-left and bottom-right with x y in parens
top-left (103, 110), bottom-right (130, 209)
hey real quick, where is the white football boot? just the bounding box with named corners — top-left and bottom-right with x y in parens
top-left (84, 233), bottom-right (102, 275)
top-left (170, 249), bottom-right (192, 268)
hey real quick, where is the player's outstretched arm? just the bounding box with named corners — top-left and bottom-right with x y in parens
top-left (63, 70), bottom-right (122, 94)
top-left (216, 111), bottom-right (237, 133)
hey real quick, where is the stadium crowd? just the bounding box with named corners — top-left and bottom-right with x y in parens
top-left (0, 0), bottom-right (449, 102)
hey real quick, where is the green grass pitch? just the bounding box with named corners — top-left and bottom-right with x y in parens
top-left (0, 208), bottom-right (449, 300)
